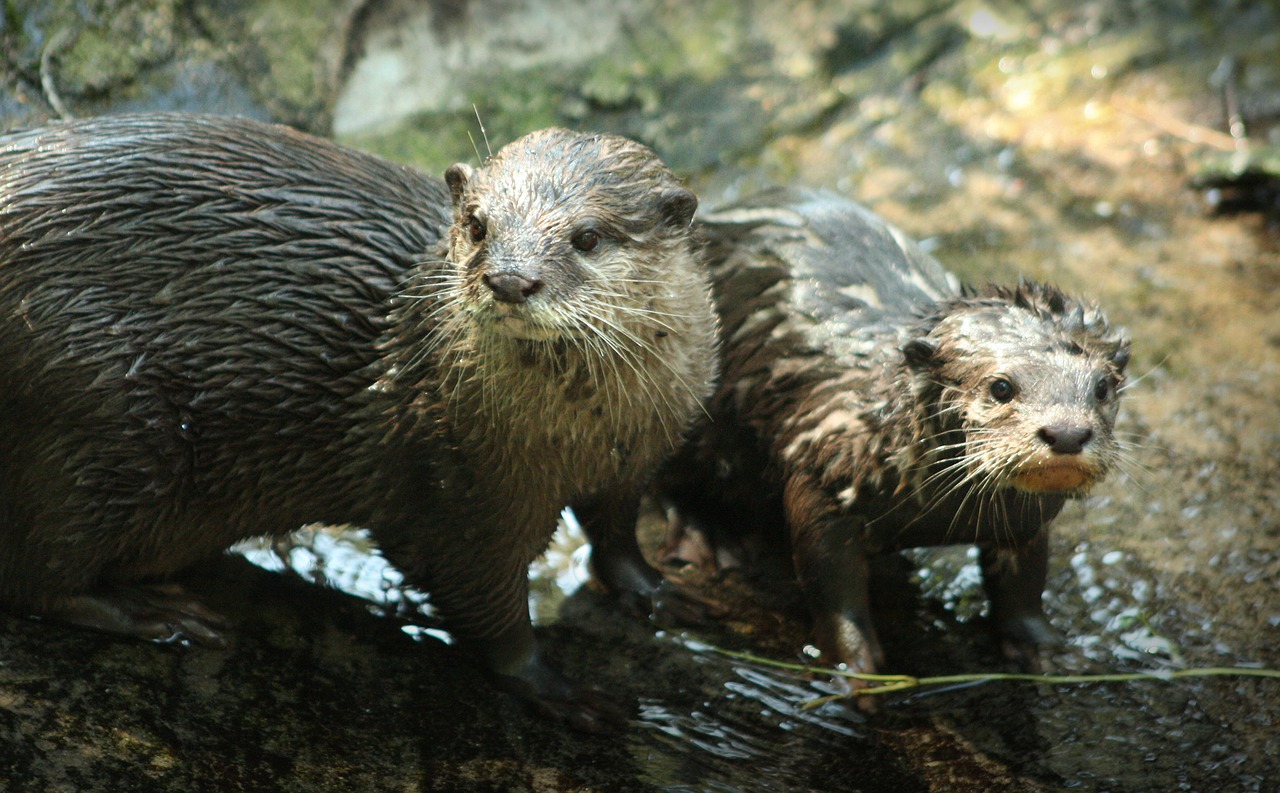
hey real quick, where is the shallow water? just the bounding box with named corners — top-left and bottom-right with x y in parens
top-left (237, 470), bottom-right (1276, 791)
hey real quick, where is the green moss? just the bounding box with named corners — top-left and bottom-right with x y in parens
top-left (344, 106), bottom-right (559, 175)
top-left (651, 1), bottom-right (744, 82)
top-left (12, 0), bottom-right (180, 97)
top-left (344, 119), bottom-right (482, 175)
top-left (242, 0), bottom-right (339, 118)
top-left (343, 62), bottom-right (589, 172)
top-left (190, 0), bottom-right (349, 128)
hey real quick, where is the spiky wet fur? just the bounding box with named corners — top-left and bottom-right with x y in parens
top-left (0, 116), bottom-right (718, 681)
top-left (839, 280), bottom-right (1131, 533)
top-left (665, 187), bottom-right (1131, 671)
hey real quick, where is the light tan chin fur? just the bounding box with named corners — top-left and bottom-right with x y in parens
top-left (485, 316), bottom-right (565, 341)
top-left (468, 301), bottom-right (573, 341)
top-left (1012, 460), bottom-right (1097, 493)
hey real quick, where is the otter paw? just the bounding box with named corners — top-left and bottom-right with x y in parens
top-left (612, 578), bottom-right (726, 627)
top-left (41, 583), bottom-right (228, 647)
top-left (594, 550), bottom-right (727, 627)
top-left (994, 613), bottom-right (1061, 671)
top-left (824, 667), bottom-right (882, 715)
top-left (493, 654), bottom-right (628, 733)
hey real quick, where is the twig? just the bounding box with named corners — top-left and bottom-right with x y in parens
top-left (1111, 95), bottom-right (1242, 152)
top-left (39, 28), bottom-right (76, 120)
top-left (706, 646), bottom-right (1280, 708)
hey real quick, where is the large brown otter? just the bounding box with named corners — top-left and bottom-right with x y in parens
top-left (0, 113), bottom-right (718, 728)
top-left (663, 187), bottom-right (1130, 677)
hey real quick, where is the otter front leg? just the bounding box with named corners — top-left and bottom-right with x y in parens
top-left (423, 540), bottom-right (624, 731)
top-left (460, 600), bottom-right (624, 733)
top-left (981, 528), bottom-right (1059, 668)
top-left (574, 492), bottom-right (723, 626)
top-left (785, 473), bottom-right (883, 674)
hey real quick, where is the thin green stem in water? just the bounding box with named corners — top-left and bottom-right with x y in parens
top-left (705, 646), bottom-right (1280, 709)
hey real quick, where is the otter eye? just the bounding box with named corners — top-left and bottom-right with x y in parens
top-left (989, 378), bottom-right (1016, 403)
top-left (467, 217), bottom-right (486, 243)
top-left (571, 229), bottom-right (600, 252)
top-left (1094, 376), bottom-right (1112, 402)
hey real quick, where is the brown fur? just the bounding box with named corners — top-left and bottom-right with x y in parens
top-left (664, 188), bottom-right (1130, 675)
top-left (0, 115), bottom-right (717, 725)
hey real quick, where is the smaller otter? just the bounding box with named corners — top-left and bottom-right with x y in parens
top-left (663, 187), bottom-right (1130, 676)
top-left (0, 114), bottom-right (718, 729)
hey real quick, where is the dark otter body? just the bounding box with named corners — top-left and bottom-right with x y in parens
top-left (664, 187), bottom-right (1129, 675)
top-left (0, 114), bottom-right (717, 727)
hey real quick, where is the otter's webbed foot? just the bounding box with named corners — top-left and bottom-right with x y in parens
top-left (620, 576), bottom-right (728, 628)
top-left (40, 583), bottom-right (228, 647)
top-left (801, 617), bottom-right (886, 714)
top-left (994, 612), bottom-right (1061, 672)
top-left (491, 647), bottom-right (628, 733)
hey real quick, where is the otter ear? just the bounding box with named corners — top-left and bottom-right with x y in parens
top-left (445, 163), bottom-right (473, 207)
top-left (1111, 336), bottom-right (1132, 373)
top-left (902, 338), bottom-right (937, 368)
top-left (658, 187), bottom-right (698, 228)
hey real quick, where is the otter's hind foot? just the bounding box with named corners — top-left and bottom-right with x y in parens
top-left (600, 560), bottom-right (727, 627)
top-left (39, 583), bottom-right (228, 647)
top-left (644, 578), bottom-right (728, 627)
top-left (578, 499), bottom-right (727, 627)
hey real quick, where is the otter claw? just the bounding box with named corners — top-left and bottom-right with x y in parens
top-left (492, 652), bottom-right (628, 732)
top-left (41, 583), bottom-right (228, 648)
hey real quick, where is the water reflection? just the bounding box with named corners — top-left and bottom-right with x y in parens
top-left (234, 506), bottom-right (596, 636)
top-left (235, 526), bottom-right (428, 618)
top-left (634, 635), bottom-right (874, 792)
top-left (230, 488), bottom-right (1273, 792)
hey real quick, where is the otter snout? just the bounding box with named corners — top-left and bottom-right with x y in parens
top-left (484, 270), bottom-right (543, 303)
top-left (1037, 423), bottom-right (1093, 455)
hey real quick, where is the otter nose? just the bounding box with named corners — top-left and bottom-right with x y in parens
top-left (484, 271), bottom-right (542, 304)
top-left (1037, 423), bottom-right (1093, 454)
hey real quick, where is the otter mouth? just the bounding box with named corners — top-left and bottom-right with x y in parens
top-left (1011, 459), bottom-right (1099, 494)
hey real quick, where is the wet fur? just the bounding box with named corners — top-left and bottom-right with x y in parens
top-left (665, 187), bottom-right (1131, 672)
top-left (0, 115), bottom-right (717, 711)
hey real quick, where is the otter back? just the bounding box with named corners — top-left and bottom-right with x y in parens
top-left (0, 114), bottom-right (453, 600)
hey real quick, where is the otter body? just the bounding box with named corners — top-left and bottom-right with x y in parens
top-left (666, 188), bottom-right (1129, 674)
top-left (0, 114), bottom-right (717, 726)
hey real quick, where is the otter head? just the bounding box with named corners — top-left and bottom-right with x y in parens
top-left (443, 127), bottom-right (698, 343)
top-left (903, 280), bottom-right (1130, 497)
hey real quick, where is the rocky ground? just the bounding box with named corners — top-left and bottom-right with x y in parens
top-left (1, 1), bottom-right (1277, 791)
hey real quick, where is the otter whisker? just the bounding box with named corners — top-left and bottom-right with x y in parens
top-left (1114, 354), bottom-right (1169, 393)
top-left (589, 287), bottom-right (704, 321)
top-left (557, 298), bottom-right (676, 435)
top-left (572, 301), bottom-right (710, 425)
